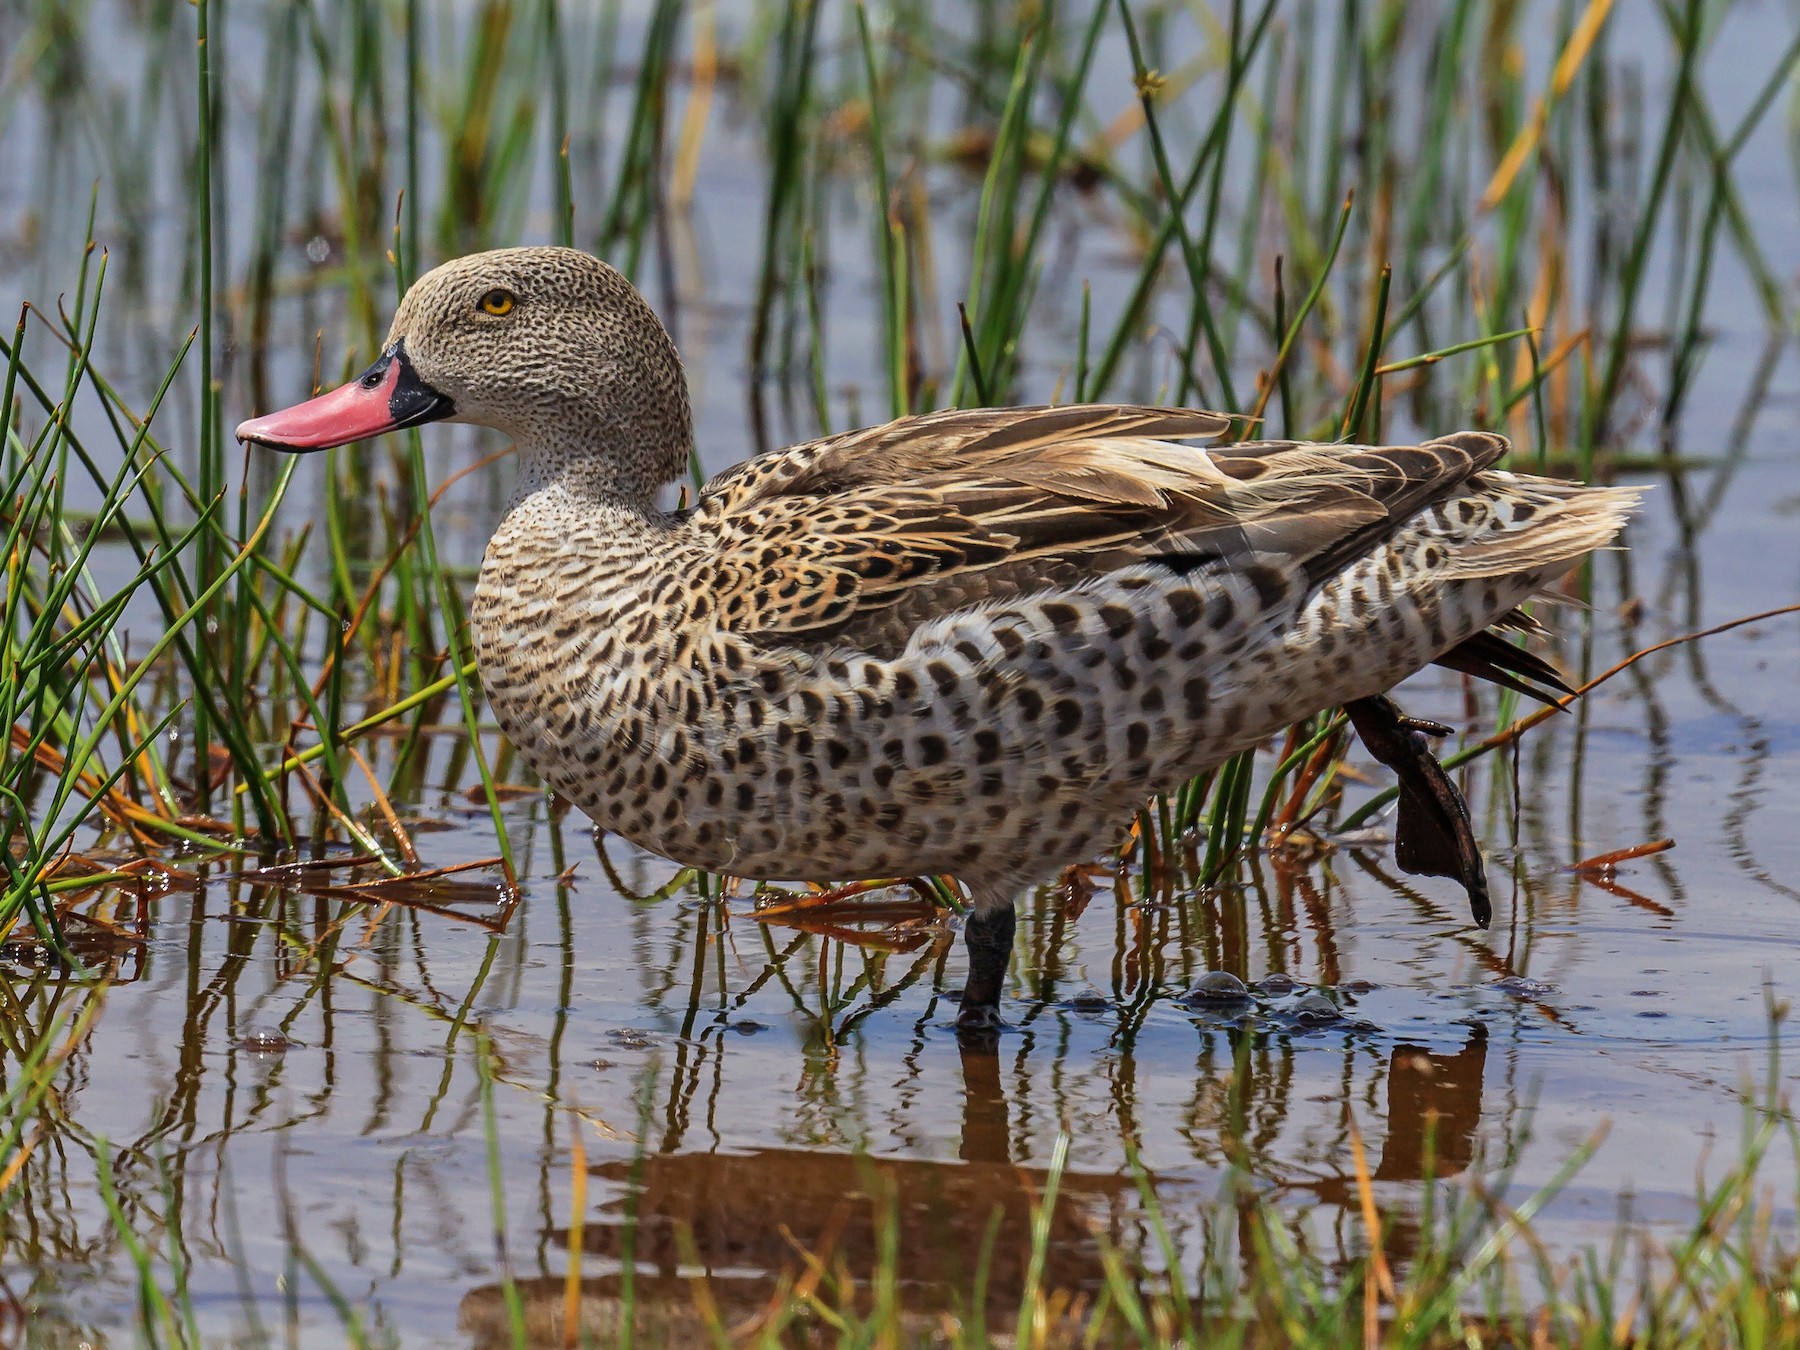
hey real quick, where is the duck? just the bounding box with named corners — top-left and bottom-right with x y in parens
top-left (237, 246), bottom-right (1638, 1035)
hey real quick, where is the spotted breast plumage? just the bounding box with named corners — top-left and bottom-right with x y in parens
top-left (238, 247), bottom-right (1638, 1034)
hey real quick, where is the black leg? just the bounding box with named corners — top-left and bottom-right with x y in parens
top-left (956, 903), bottom-right (1016, 1037)
top-left (1344, 694), bottom-right (1491, 928)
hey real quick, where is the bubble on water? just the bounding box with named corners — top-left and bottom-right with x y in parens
top-left (306, 234), bottom-right (331, 264)
top-left (235, 1026), bottom-right (296, 1054)
top-left (1186, 971), bottom-right (1250, 1005)
top-left (730, 1020), bottom-right (767, 1035)
top-left (1066, 989), bottom-right (1110, 1014)
top-left (607, 1028), bottom-right (656, 1050)
top-left (1491, 975), bottom-right (1559, 997)
top-left (1290, 992), bottom-right (1339, 1025)
top-left (1255, 972), bottom-right (1300, 995)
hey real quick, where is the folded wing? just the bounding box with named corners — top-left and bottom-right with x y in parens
top-left (688, 404), bottom-right (1518, 662)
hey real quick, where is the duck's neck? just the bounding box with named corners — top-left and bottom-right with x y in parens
top-left (506, 435), bottom-right (681, 522)
top-left (482, 442), bottom-right (678, 616)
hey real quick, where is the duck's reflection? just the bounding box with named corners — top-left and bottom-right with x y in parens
top-left (957, 1041), bottom-right (1009, 1164)
top-left (1374, 1024), bottom-right (1488, 1183)
top-left (461, 1042), bottom-right (1129, 1344)
top-left (1263, 1022), bottom-right (1489, 1280)
top-left (461, 1026), bottom-right (1492, 1345)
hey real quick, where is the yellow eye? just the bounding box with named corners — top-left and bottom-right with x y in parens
top-left (478, 288), bottom-right (516, 316)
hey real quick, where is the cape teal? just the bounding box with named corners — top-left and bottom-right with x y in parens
top-left (238, 247), bottom-right (1638, 1033)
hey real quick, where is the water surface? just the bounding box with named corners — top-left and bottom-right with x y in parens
top-left (2, 2), bottom-right (1798, 1343)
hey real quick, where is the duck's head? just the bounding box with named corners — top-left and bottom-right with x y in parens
top-left (236, 247), bottom-right (692, 497)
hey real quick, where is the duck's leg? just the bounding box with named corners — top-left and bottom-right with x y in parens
top-left (1343, 694), bottom-right (1491, 928)
top-left (956, 898), bottom-right (1016, 1037)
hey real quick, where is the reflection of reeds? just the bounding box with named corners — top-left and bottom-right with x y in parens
top-left (452, 1031), bottom-right (1800, 1348)
top-left (3, 885), bottom-right (1798, 1345)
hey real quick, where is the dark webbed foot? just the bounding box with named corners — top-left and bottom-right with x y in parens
top-left (1343, 694), bottom-right (1491, 928)
top-left (955, 903), bottom-right (1016, 1038)
top-left (954, 1001), bottom-right (1007, 1043)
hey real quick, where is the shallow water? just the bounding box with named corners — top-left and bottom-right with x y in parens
top-left (4, 2), bottom-right (1800, 1344)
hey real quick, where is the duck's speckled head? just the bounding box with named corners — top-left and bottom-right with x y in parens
top-left (236, 247), bottom-right (692, 499)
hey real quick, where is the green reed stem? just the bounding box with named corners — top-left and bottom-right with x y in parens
top-left (194, 0), bottom-right (218, 814)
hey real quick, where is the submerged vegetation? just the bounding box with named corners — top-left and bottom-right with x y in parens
top-left (2, 0), bottom-right (1798, 1344)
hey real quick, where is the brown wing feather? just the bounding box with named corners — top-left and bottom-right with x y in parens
top-left (696, 405), bottom-right (1234, 513)
top-left (688, 406), bottom-right (1510, 656)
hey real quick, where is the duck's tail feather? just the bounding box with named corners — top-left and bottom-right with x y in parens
top-left (1441, 480), bottom-right (1641, 579)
